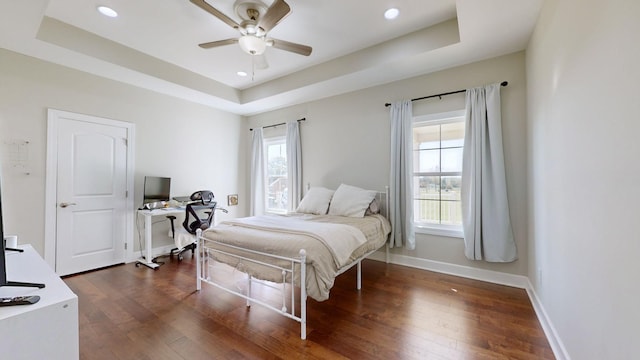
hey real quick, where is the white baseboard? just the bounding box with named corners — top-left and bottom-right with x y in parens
top-left (367, 250), bottom-right (569, 360)
top-left (524, 279), bottom-right (571, 360)
top-left (367, 251), bottom-right (529, 288)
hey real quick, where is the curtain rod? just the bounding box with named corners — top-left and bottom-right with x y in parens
top-left (384, 81), bottom-right (508, 107)
top-left (250, 117), bottom-right (306, 131)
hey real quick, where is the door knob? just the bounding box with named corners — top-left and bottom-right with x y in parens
top-left (59, 202), bottom-right (77, 208)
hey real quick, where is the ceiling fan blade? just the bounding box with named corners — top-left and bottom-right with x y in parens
top-left (190, 0), bottom-right (240, 30)
top-left (269, 38), bottom-right (312, 56)
top-left (254, 54), bottom-right (269, 69)
top-left (198, 38), bottom-right (238, 49)
top-left (257, 0), bottom-right (291, 33)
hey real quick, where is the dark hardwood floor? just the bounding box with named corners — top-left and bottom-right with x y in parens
top-left (64, 255), bottom-right (555, 359)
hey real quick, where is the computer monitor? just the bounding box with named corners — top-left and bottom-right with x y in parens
top-left (143, 176), bottom-right (171, 204)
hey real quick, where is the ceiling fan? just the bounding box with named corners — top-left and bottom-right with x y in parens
top-left (190, 0), bottom-right (312, 68)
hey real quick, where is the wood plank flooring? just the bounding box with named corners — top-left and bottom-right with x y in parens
top-left (64, 255), bottom-right (555, 359)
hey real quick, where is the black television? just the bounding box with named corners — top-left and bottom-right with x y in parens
top-left (0, 166), bottom-right (44, 289)
top-left (143, 176), bottom-right (171, 204)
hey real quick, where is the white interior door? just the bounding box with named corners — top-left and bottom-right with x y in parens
top-left (51, 112), bottom-right (130, 276)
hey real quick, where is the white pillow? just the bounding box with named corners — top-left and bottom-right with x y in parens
top-left (328, 184), bottom-right (377, 218)
top-left (296, 187), bottom-right (334, 214)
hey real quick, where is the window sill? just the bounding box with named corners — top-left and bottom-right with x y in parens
top-left (415, 225), bottom-right (464, 239)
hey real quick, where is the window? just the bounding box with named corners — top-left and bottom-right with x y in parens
top-left (265, 137), bottom-right (287, 213)
top-left (413, 111), bottom-right (465, 237)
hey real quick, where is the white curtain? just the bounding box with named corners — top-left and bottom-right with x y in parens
top-left (286, 121), bottom-right (302, 212)
top-left (389, 100), bottom-right (415, 250)
top-left (250, 128), bottom-right (265, 216)
top-left (461, 83), bottom-right (517, 262)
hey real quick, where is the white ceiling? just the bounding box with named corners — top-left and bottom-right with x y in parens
top-left (0, 0), bottom-right (541, 115)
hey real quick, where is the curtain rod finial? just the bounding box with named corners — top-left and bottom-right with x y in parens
top-left (501, 81), bottom-right (508, 86)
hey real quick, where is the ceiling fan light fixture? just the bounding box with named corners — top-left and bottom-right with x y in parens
top-left (384, 8), bottom-right (399, 20)
top-left (238, 35), bottom-right (266, 55)
top-left (97, 5), bottom-right (118, 18)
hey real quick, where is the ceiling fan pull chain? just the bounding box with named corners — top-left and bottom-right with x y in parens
top-left (252, 55), bottom-right (256, 81)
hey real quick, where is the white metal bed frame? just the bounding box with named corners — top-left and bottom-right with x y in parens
top-left (195, 188), bottom-right (390, 340)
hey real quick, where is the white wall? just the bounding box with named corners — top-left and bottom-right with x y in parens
top-left (0, 48), bottom-right (246, 256)
top-left (248, 52), bottom-right (529, 277)
top-left (527, 0), bottom-right (640, 358)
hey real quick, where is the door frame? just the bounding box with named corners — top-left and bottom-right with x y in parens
top-left (44, 109), bottom-right (136, 272)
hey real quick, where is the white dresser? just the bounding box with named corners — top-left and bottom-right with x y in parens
top-left (0, 245), bottom-right (79, 360)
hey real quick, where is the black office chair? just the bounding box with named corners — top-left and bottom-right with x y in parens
top-left (167, 190), bottom-right (222, 261)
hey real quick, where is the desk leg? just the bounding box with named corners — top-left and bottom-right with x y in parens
top-left (136, 213), bottom-right (160, 270)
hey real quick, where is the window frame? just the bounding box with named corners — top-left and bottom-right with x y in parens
top-left (264, 135), bottom-right (288, 215)
top-left (413, 110), bottom-right (465, 238)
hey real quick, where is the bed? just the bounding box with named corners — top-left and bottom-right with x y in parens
top-left (195, 184), bottom-right (391, 339)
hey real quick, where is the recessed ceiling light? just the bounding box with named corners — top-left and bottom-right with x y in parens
top-left (384, 8), bottom-right (399, 20)
top-left (97, 6), bottom-right (118, 18)
top-left (237, 71), bottom-right (248, 77)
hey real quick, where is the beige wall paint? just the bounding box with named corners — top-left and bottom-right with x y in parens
top-left (527, 0), bottom-right (640, 358)
top-left (247, 51), bottom-right (528, 276)
top-left (0, 46), bottom-right (529, 280)
top-left (0, 48), bottom-right (246, 256)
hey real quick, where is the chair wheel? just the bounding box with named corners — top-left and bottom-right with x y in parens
top-left (178, 254), bottom-right (183, 261)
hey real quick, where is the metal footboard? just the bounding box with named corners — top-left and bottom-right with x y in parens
top-left (194, 229), bottom-right (380, 340)
top-left (195, 228), bottom-right (309, 339)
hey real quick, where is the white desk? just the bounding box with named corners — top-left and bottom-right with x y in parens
top-left (136, 207), bottom-right (184, 269)
top-left (0, 245), bottom-right (79, 359)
